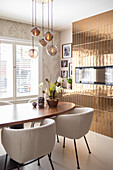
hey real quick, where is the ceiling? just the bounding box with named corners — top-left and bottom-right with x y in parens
top-left (0, 0), bottom-right (112, 31)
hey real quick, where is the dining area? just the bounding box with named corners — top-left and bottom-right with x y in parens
top-left (0, 100), bottom-right (95, 170)
top-left (0, 0), bottom-right (113, 170)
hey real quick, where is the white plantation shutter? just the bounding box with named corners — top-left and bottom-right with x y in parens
top-left (16, 44), bottom-right (38, 97)
top-left (0, 42), bottom-right (13, 98)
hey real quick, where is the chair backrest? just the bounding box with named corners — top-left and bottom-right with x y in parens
top-left (1, 118), bottom-right (56, 164)
top-left (55, 107), bottom-right (94, 139)
top-left (28, 98), bottom-right (38, 103)
top-left (0, 101), bottom-right (12, 106)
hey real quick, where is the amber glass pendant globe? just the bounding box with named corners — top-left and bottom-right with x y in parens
top-left (31, 26), bottom-right (40, 37)
top-left (39, 38), bottom-right (47, 47)
top-left (44, 31), bottom-right (53, 42)
top-left (47, 45), bottom-right (57, 56)
top-left (29, 49), bottom-right (38, 58)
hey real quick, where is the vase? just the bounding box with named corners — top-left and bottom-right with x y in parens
top-left (67, 83), bottom-right (72, 89)
top-left (38, 97), bottom-right (44, 108)
top-left (46, 98), bottom-right (59, 108)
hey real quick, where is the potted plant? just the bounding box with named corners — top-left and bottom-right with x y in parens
top-left (39, 77), bottom-right (63, 107)
top-left (66, 77), bottom-right (72, 89)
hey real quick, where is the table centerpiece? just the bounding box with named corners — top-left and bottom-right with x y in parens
top-left (39, 77), bottom-right (63, 108)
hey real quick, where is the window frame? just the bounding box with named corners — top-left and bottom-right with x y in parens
top-left (0, 38), bottom-right (40, 102)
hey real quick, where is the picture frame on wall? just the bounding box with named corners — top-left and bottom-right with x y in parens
top-left (61, 70), bottom-right (68, 78)
top-left (62, 43), bottom-right (72, 58)
top-left (61, 60), bottom-right (68, 67)
top-left (69, 63), bottom-right (73, 77)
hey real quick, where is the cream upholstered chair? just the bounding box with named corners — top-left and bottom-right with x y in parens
top-left (0, 101), bottom-right (12, 106)
top-left (28, 98), bottom-right (37, 103)
top-left (1, 118), bottom-right (56, 170)
top-left (55, 107), bottom-right (94, 169)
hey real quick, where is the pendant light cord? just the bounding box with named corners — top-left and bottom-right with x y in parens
top-left (48, 0), bottom-right (49, 30)
top-left (51, 0), bottom-right (53, 33)
top-left (42, 2), bottom-right (44, 34)
top-left (32, 0), bottom-right (34, 49)
top-left (51, 0), bottom-right (53, 44)
top-left (35, 0), bottom-right (36, 26)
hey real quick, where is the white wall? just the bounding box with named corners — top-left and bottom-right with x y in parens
top-left (60, 27), bottom-right (72, 57)
top-left (60, 27), bottom-right (72, 88)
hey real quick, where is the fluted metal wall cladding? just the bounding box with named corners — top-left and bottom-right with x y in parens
top-left (61, 10), bottom-right (113, 138)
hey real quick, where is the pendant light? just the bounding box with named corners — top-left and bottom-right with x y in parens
top-left (46, 0), bottom-right (57, 56)
top-left (39, 2), bottom-right (47, 47)
top-left (29, 0), bottom-right (38, 58)
top-left (29, 48), bottom-right (38, 58)
top-left (44, 0), bottom-right (53, 42)
top-left (47, 44), bottom-right (57, 56)
top-left (31, 0), bottom-right (40, 37)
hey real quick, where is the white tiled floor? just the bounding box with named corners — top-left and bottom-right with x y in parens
top-left (0, 127), bottom-right (113, 170)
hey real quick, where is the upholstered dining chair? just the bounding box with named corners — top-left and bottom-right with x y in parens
top-left (28, 98), bottom-right (38, 104)
top-left (55, 107), bottom-right (94, 169)
top-left (0, 101), bottom-right (12, 106)
top-left (1, 118), bottom-right (56, 170)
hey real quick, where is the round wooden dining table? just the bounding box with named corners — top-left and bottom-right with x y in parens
top-left (0, 102), bottom-right (75, 128)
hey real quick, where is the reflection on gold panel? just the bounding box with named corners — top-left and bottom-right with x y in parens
top-left (61, 10), bottom-right (113, 138)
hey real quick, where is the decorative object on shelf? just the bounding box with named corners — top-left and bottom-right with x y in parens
top-left (69, 62), bottom-right (73, 77)
top-left (39, 77), bottom-right (63, 107)
top-left (66, 77), bottom-right (72, 89)
top-left (61, 60), bottom-right (68, 67)
top-left (30, 0), bottom-right (57, 57)
top-left (62, 43), bottom-right (72, 58)
top-left (32, 102), bottom-right (37, 108)
top-left (61, 70), bottom-right (68, 78)
top-left (38, 97), bottom-right (44, 108)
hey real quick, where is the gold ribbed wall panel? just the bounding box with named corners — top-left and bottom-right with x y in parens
top-left (61, 10), bottom-right (113, 138)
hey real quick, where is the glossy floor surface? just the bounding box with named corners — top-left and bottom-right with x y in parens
top-left (0, 124), bottom-right (113, 170)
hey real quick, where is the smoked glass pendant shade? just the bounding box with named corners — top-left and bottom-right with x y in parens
top-left (39, 38), bottom-right (47, 47)
top-left (47, 45), bottom-right (57, 56)
top-left (44, 31), bottom-right (53, 42)
top-left (29, 49), bottom-right (38, 58)
top-left (31, 26), bottom-right (40, 37)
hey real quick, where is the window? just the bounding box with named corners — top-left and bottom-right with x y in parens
top-left (16, 44), bottom-right (38, 97)
top-left (0, 40), bottom-right (39, 100)
top-left (0, 42), bottom-right (13, 98)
